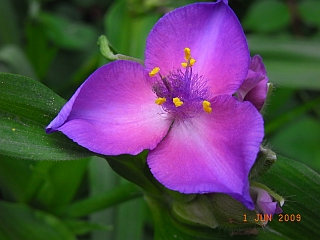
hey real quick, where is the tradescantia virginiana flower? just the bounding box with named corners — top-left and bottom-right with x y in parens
top-left (46, 0), bottom-right (264, 209)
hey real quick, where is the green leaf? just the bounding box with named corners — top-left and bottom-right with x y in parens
top-left (0, 73), bottom-right (92, 160)
top-left (0, 156), bottom-right (34, 202)
top-left (0, 45), bottom-right (38, 80)
top-left (0, 200), bottom-right (75, 240)
top-left (258, 155), bottom-right (320, 239)
top-left (299, 0), bottom-right (320, 27)
top-left (248, 36), bottom-right (320, 89)
top-left (265, 96), bottom-right (320, 135)
top-left (63, 219), bottom-right (112, 235)
top-left (25, 159), bottom-right (90, 210)
top-left (105, 0), bottom-right (160, 59)
top-left (38, 12), bottom-right (98, 50)
top-left (0, 0), bottom-right (20, 45)
top-left (0, 157), bottom-right (90, 214)
top-left (269, 116), bottom-right (320, 172)
top-left (242, 0), bottom-right (290, 33)
top-left (115, 195), bottom-right (146, 240)
top-left (25, 21), bottom-right (58, 80)
top-left (88, 156), bottom-right (119, 240)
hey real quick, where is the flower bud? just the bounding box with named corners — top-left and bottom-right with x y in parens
top-left (250, 186), bottom-right (283, 215)
top-left (249, 146), bottom-right (277, 180)
top-left (171, 195), bottom-right (219, 228)
top-left (208, 193), bottom-right (262, 228)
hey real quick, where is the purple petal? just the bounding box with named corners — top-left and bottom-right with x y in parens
top-left (147, 95), bottom-right (264, 209)
top-left (145, 1), bottom-right (249, 96)
top-left (250, 54), bottom-right (267, 74)
top-left (257, 202), bottom-right (278, 215)
top-left (238, 55), bottom-right (268, 110)
top-left (250, 186), bottom-right (282, 215)
top-left (46, 60), bottom-right (172, 155)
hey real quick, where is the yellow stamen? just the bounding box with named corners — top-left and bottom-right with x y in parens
top-left (155, 97), bottom-right (166, 105)
top-left (181, 62), bottom-right (188, 68)
top-left (181, 47), bottom-right (196, 68)
top-left (203, 100), bottom-right (212, 113)
top-left (184, 47), bottom-right (191, 61)
top-left (149, 67), bottom-right (160, 77)
top-left (189, 58), bottom-right (196, 66)
top-left (173, 97), bottom-right (183, 107)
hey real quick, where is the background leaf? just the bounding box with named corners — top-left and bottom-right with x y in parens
top-left (38, 12), bottom-right (98, 50)
top-left (268, 116), bottom-right (320, 172)
top-left (0, 0), bottom-right (20, 45)
top-left (248, 36), bottom-right (320, 90)
top-left (0, 156), bottom-right (33, 202)
top-left (0, 200), bottom-right (75, 240)
top-left (104, 0), bottom-right (160, 59)
top-left (0, 45), bottom-right (38, 80)
top-left (299, 0), bottom-right (320, 27)
top-left (259, 155), bottom-right (320, 239)
top-left (0, 73), bottom-right (92, 160)
top-left (242, 0), bottom-right (290, 34)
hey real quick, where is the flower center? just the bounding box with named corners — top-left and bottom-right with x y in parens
top-left (149, 48), bottom-right (212, 118)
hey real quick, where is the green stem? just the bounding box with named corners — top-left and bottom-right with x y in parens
top-left (60, 182), bottom-right (143, 218)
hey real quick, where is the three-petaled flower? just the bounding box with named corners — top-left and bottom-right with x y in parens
top-left (46, 0), bottom-right (264, 209)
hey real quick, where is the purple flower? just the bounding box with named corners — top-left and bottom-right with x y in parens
top-left (250, 186), bottom-right (283, 216)
top-left (46, 1), bottom-right (264, 209)
top-left (236, 55), bottom-right (268, 111)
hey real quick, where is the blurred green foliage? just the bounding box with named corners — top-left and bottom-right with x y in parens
top-left (1, 0), bottom-right (320, 239)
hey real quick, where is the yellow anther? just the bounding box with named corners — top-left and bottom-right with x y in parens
top-left (181, 47), bottom-right (196, 68)
top-left (189, 58), bottom-right (196, 66)
top-left (203, 100), bottom-right (212, 113)
top-left (184, 47), bottom-right (191, 61)
top-left (155, 97), bottom-right (166, 105)
top-left (173, 97), bottom-right (183, 107)
top-left (181, 62), bottom-right (188, 68)
top-left (149, 67), bottom-right (160, 77)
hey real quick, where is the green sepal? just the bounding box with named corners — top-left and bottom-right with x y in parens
top-left (249, 146), bottom-right (277, 180)
top-left (209, 193), bottom-right (262, 228)
top-left (97, 35), bottom-right (144, 65)
top-left (260, 82), bottom-right (274, 114)
top-left (103, 153), bottom-right (162, 195)
top-left (250, 182), bottom-right (285, 207)
top-left (171, 194), bottom-right (219, 229)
